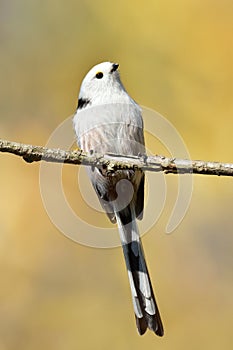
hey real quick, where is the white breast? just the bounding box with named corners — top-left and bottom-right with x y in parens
top-left (73, 102), bottom-right (145, 156)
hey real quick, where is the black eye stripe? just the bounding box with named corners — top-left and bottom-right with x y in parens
top-left (96, 72), bottom-right (103, 79)
top-left (77, 97), bottom-right (91, 110)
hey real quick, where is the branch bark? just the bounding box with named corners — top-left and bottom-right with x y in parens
top-left (0, 138), bottom-right (233, 177)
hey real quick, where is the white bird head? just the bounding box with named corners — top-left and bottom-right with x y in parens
top-left (77, 62), bottom-right (130, 108)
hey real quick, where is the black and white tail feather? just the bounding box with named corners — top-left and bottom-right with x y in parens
top-left (115, 204), bottom-right (163, 336)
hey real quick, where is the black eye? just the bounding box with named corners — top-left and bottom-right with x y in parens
top-left (95, 72), bottom-right (103, 79)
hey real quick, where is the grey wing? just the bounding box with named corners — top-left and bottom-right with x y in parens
top-left (88, 167), bottom-right (117, 223)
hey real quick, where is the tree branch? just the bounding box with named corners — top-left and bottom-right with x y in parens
top-left (0, 138), bottom-right (233, 176)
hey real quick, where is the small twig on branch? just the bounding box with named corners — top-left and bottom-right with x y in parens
top-left (0, 138), bottom-right (233, 177)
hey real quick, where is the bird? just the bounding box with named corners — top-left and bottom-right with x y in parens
top-left (73, 61), bottom-right (164, 336)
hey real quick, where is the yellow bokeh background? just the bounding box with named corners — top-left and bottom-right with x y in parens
top-left (0, 0), bottom-right (233, 349)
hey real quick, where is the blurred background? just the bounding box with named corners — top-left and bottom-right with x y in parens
top-left (0, 0), bottom-right (233, 349)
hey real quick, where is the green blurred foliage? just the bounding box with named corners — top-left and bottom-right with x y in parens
top-left (0, 0), bottom-right (233, 349)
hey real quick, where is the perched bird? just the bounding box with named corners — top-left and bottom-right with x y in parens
top-left (73, 62), bottom-right (164, 336)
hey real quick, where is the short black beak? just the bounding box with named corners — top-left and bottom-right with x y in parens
top-left (110, 63), bottom-right (119, 73)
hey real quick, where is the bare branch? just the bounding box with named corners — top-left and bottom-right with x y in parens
top-left (0, 138), bottom-right (233, 177)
